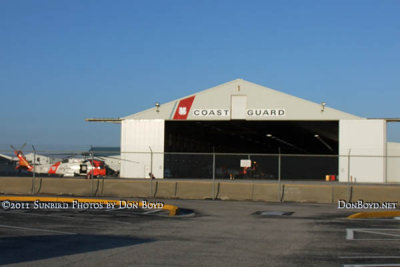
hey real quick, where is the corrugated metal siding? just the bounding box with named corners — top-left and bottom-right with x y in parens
top-left (121, 119), bottom-right (165, 178)
top-left (338, 119), bottom-right (386, 183)
top-left (387, 142), bottom-right (400, 183)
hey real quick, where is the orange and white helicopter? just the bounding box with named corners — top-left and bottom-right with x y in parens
top-left (0, 144), bottom-right (110, 178)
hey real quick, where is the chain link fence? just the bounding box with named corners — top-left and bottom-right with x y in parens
top-left (1, 148), bottom-right (400, 183)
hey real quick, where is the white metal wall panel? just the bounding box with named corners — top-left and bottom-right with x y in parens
top-left (387, 142), bottom-right (400, 183)
top-left (339, 120), bottom-right (386, 183)
top-left (120, 119), bottom-right (165, 178)
top-left (231, 95), bottom-right (247, 119)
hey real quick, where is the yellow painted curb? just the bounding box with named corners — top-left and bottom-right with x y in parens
top-left (348, 210), bottom-right (400, 219)
top-left (0, 196), bottom-right (178, 216)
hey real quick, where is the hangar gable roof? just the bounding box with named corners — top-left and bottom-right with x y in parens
top-left (123, 79), bottom-right (363, 121)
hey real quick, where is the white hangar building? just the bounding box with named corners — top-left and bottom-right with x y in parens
top-left (119, 79), bottom-right (400, 183)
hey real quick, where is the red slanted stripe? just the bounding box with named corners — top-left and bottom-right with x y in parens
top-left (48, 161), bottom-right (61, 174)
top-left (172, 96), bottom-right (195, 120)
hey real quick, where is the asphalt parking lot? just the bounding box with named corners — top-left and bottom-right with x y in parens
top-left (1, 198), bottom-right (400, 267)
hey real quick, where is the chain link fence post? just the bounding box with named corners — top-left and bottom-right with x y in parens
top-left (347, 149), bottom-right (351, 202)
top-left (212, 152), bottom-right (216, 200)
top-left (149, 147), bottom-right (153, 198)
top-left (278, 148), bottom-right (282, 202)
top-left (32, 145), bottom-right (36, 195)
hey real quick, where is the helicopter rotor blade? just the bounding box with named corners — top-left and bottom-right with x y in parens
top-left (20, 143), bottom-right (27, 151)
top-left (96, 155), bottom-right (138, 164)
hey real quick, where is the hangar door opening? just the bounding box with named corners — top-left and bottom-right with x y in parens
top-left (164, 120), bottom-right (338, 180)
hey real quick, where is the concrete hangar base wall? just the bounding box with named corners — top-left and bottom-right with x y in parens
top-left (119, 79), bottom-right (399, 183)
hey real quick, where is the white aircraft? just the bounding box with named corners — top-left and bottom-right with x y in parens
top-left (0, 144), bottom-right (120, 178)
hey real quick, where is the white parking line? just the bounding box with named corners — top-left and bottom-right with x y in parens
top-left (0, 224), bottom-right (76, 235)
top-left (340, 256), bottom-right (400, 259)
top-left (1, 209), bottom-right (134, 225)
top-left (344, 264), bottom-right (400, 267)
top-left (360, 230), bottom-right (400, 238)
top-left (346, 229), bottom-right (354, 240)
top-left (346, 228), bottom-right (400, 240)
top-left (341, 255), bottom-right (400, 267)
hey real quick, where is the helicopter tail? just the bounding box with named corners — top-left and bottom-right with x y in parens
top-left (10, 144), bottom-right (33, 171)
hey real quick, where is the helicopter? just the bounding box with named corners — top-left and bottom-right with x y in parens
top-left (0, 144), bottom-right (109, 178)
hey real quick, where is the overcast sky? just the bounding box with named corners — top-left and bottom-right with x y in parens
top-left (1, 0), bottom-right (399, 151)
